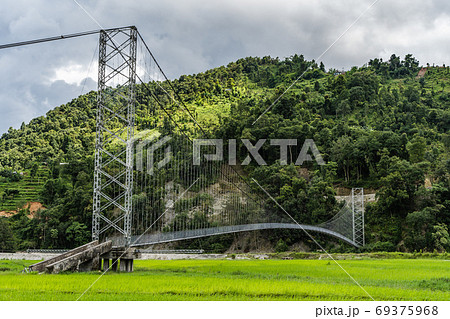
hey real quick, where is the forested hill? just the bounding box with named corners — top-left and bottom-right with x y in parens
top-left (0, 54), bottom-right (449, 253)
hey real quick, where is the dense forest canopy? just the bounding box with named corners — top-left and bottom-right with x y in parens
top-left (0, 53), bottom-right (449, 253)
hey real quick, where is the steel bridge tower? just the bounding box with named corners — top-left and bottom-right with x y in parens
top-left (351, 188), bottom-right (365, 247)
top-left (92, 26), bottom-right (137, 247)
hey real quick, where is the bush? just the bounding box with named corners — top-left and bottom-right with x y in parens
top-left (210, 243), bottom-right (225, 253)
top-left (367, 241), bottom-right (396, 252)
top-left (275, 239), bottom-right (289, 252)
top-left (0, 169), bottom-right (22, 182)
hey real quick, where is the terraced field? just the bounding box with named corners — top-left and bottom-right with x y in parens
top-left (0, 166), bottom-right (48, 212)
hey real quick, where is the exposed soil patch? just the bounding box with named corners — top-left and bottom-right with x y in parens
top-left (0, 202), bottom-right (45, 218)
top-left (416, 67), bottom-right (427, 79)
top-left (0, 211), bottom-right (14, 217)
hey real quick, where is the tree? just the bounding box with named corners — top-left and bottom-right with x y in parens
top-left (377, 171), bottom-right (410, 215)
top-left (376, 156), bottom-right (425, 216)
top-left (0, 218), bottom-right (16, 251)
top-left (332, 74), bottom-right (347, 94)
top-left (275, 239), bottom-right (289, 252)
top-left (403, 54), bottom-right (419, 71)
top-left (432, 223), bottom-right (450, 252)
top-left (65, 222), bottom-right (90, 248)
top-left (389, 54), bottom-right (401, 77)
top-left (347, 71), bottom-right (379, 101)
top-left (319, 61), bottom-right (325, 72)
top-left (404, 206), bottom-right (438, 251)
top-left (406, 136), bottom-right (426, 163)
top-left (331, 136), bottom-right (353, 181)
top-left (336, 100), bottom-right (351, 117)
top-left (314, 81), bottom-right (321, 92)
top-left (419, 77), bottom-right (425, 88)
top-left (349, 86), bottom-right (365, 107)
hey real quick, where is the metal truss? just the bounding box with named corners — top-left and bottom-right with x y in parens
top-left (92, 26), bottom-right (137, 246)
top-left (351, 188), bottom-right (365, 247)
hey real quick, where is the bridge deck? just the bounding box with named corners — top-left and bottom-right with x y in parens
top-left (109, 223), bottom-right (359, 248)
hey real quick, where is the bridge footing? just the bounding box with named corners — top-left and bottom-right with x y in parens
top-left (100, 247), bottom-right (141, 273)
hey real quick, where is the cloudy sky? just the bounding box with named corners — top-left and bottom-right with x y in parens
top-left (1, 0), bottom-right (449, 134)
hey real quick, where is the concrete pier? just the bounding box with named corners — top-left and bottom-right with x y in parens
top-left (101, 247), bottom-right (141, 273)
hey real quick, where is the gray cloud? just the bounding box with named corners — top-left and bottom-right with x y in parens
top-left (1, 0), bottom-right (449, 133)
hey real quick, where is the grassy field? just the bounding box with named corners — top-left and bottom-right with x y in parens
top-left (0, 258), bottom-right (449, 301)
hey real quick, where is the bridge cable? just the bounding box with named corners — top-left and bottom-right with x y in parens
top-left (94, 27), bottom-right (266, 209)
top-left (134, 72), bottom-right (263, 206)
top-left (136, 31), bottom-right (267, 204)
top-left (252, 178), bottom-right (375, 301)
top-left (0, 27), bottom-right (134, 50)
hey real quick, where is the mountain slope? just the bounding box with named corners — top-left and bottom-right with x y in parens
top-left (0, 53), bottom-right (449, 252)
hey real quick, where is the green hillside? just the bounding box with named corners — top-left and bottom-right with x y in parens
top-left (0, 53), bottom-right (448, 252)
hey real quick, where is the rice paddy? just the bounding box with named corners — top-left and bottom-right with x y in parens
top-left (0, 258), bottom-right (448, 301)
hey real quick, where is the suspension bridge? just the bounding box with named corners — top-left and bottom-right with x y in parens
top-left (1, 26), bottom-right (364, 273)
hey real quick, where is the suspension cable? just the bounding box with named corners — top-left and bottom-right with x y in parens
top-left (136, 30), bottom-right (267, 203)
top-left (0, 26), bottom-right (135, 50)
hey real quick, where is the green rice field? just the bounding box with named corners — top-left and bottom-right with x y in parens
top-left (0, 258), bottom-right (449, 301)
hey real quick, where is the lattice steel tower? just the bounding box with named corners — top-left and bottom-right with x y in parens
top-left (92, 27), bottom-right (137, 246)
top-left (351, 188), bottom-right (365, 247)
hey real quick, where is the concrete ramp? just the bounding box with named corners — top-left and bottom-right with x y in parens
top-left (29, 240), bottom-right (112, 274)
